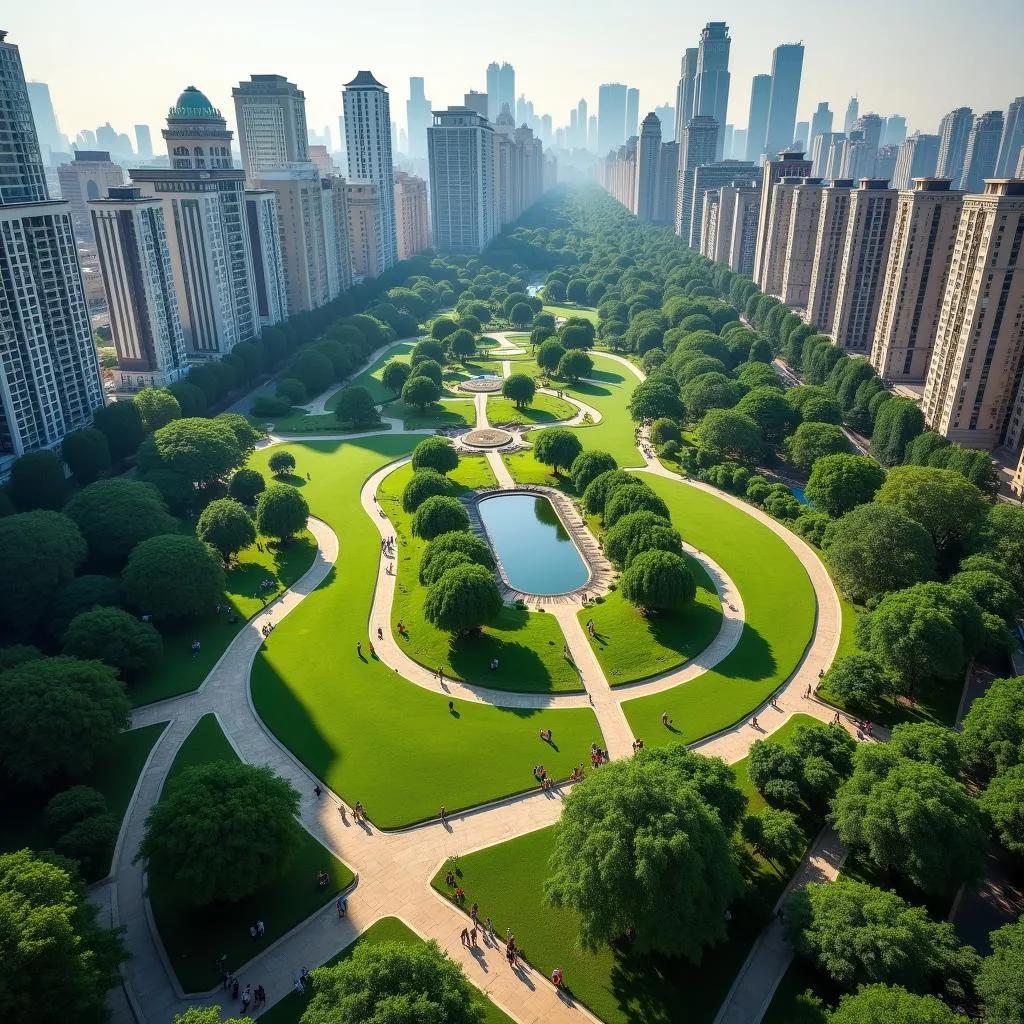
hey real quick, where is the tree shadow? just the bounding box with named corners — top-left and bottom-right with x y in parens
top-left (448, 634), bottom-right (557, 692)
top-left (711, 626), bottom-right (777, 682)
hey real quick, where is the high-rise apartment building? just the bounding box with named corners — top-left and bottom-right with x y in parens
top-left (130, 86), bottom-right (259, 357)
top-left (0, 31), bottom-right (104, 472)
top-left (843, 97), bottom-right (859, 136)
top-left (464, 91), bottom-right (488, 118)
top-left (694, 22), bottom-right (731, 161)
top-left (779, 178), bottom-right (825, 309)
top-left (134, 124), bottom-right (153, 160)
top-left (323, 176), bottom-right (353, 293)
top-left (805, 179), bottom-right (855, 331)
top-left (723, 124), bottom-right (735, 159)
top-left (746, 74), bottom-right (772, 163)
top-left (394, 170), bottom-right (430, 259)
top-left (995, 97), bottom-right (1024, 178)
top-left (657, 142), bottom-right (679, 225)
top-left (675, 49), bottom-right (699, 147)
top-left (688, 161), bottom-right (758, 248)
top-left (232, 75), bottom-right (309, 179)
top-left (498, 64), bottom-right (515, 122)
top-left (427, 107), bottom-right (496, 254)
top-left (960, 111), bottom-right (1004, 192)
top-left (598, 83), bottom-right (628, 155)
top-left (874, 145), bottom-right (899, 185)
top-left (810, 132), bottom-right (843, 178)
top-left (764, 44), bottom-right (804, 159)
top-left (794, 121), bottom-right (809, 150)
top-left (309, 145), bottom-right (333, 177)
top-left (343, 70), bottom-right (397, 273)
top-left (760, 175), bottom-right (800, 298)
top-left (727, 182), bottom-right (763, 277)
top-left (892, 133), bottom-right (940, 190)
top-left (655, 104), bottom-right (675, 144)
top-left (753, 150), bottom-right (811, 285)
top-left (634, 113), bottom-right (662, 223)
top-left (870, 178), bottom-right (963, 383)
top-left (56, 150), bottom-right (124, 242)
top-left (921, 180), bottom-right (1024, 450)
top-left (733, 129), bottom-right (747, 161)
top-left (346, 181), bottom-right (382, 278)
top-left (852, 112), bottom-right (884, 152)
top-left (840, 138), bottom-right (877, 182)
top-left (588, 114), bottom-right (598, 151)
top-left (936, 107), bottom-right (974, 185)
top-left (26, 81), bottom-right (68, 161)
top-left (675, 115), bottom-right (720, 242)
top-left (831, 179), bottom-right (898, 352)
top-left (625, 88), bottom-right (640, 140)
top-left (407, 77), bottom-right (431, 161)
top-left (89, 184), bottom-right (189, 393)
top-left (809, 102), bottom-right (833, 154)
top-left (244, 188), bottom-right (289, 326)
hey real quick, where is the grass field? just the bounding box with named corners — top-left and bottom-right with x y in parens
top-left (247, 437), bottom-right (600, 827)
top-left (326, 341), bottom-right (415, 406)
top-left (148, 714), bottom-right (355, 993)
top-left (394, 399), bottom-right (476, 430)
top-left (131, 531), bottom-right (317, 708)
top-left (377, 458), bottom-right (581, 693)
top-left (259, 917), bottom-right (514, 1024)
top-left (622, 476), bottom-right (817, 744)
top-left (542, 303), bottom-right (599, 324)
top-left (486, 392), bottom-right (577, 426)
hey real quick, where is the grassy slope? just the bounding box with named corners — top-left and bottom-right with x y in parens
top-left (377, 458), bottom-right (580, 693)
top-left (149, 714), bottom-right (355, 993)
top-left (247, 437), bottom-right (599, 827)
top-left (622, 476), bottom-right (817, 744)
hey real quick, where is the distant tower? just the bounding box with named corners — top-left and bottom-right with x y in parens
top-left (407, 77), bottom-right (432, 161)
top-left (134, 124), bottom-right (153, 160)
top-left (56, 151), bottom-right (125, 242)
top-left (486, 63), bottom-right (501, 122)
top-left (634, 113), bottom-right (662, 223)
top-left (891, 134), bottom-right (940, 190)
top-left (746, 74), bottom-right (772, 162)
top-left (675, 49), bottom-right (699, 146)
top-left (232, 74), bottom-right (309, 179)
top-left (694, 22), bottom-right (731, 161)
top-left (809, 102), bottom-right (833, 154)
top-left (883, 115), bottom-right (907, 147)
top-left (499, 63), bottom-right (515, 122)
top-left (25, 81), bottom-right (66, 160)
top-left (995, 96), bottom-right (1024, 177)
top-left (764, 43), bottom-right (804, 159)
top-left (655, 103), bottom-right (675, 143)
top-left (936, 107), bottom-right (974, 185)
top-left (675, 115), bottom-right (721, 242)
top-left (753, 149), bottom-right (812, 286)
top-left (960, 110), bottom-right (1004, 192)
top-left (843, 97), bottom-right (859, 135)
top-left (625, 87), bottom-right (640, 139)
top-left (598, 83), bottom-right (628, 154)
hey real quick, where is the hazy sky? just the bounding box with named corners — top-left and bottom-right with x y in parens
top-left (9, 0), bottom-right (1021, 149)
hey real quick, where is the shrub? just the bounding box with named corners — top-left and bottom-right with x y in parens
top-left (412, 495), bottom-right (469, 540)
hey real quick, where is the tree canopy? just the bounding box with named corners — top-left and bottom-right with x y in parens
top-left (335, 386), bottom-right (379, 426)
top-left (620, 549), bottom-right (695, 610)
top-left (827, 985), bottom-right (969, 1024)
top-left (693, 408), bottom-right (762, 462)
top-left (502, 372), bottom-right (537, 409)
top-left (570, 450), bottom-right (618, 493)
top-left (62, 607), bottom-right (163, 679)
top-left (423, 563), bottom-right (503, 633)
top-left (255, 483), bottom-right (309, 542)
top-left (402, 374), bottom-right (442, 411)
top-left (401, 469), bottom-right (456, 513)
top-left (411, 436), bottom-right (459, 474)
top-left (122, 535), bottom-right (225, 620)
top-left (786, 421), bottom-right (854, 472)
top-left (138, 418), bottom-right (243, 488)
top-left (976, 916), bottom-right (1024, 1024)
top-left (804, 454), bottom-right (885, 518)
top-left (411, 495), bottom-right (470, 539)
top-left (7, 450), bottom-right (67, 511)
top-left (61, 427), bottom-right (112, 487)
top-left (959, 675), bottom-right (1024, 781)
top-left (197, 498), bottom-right (256, 563)
top-left (381, 359), bottom-right (411, 395)
top-left (532, 427), bottom-right (583, 474)
top-left (133, 387), bottom-right (182, 432)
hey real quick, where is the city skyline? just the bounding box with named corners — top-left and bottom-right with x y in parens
top-left (8, 0), bottom-right (1021, 155)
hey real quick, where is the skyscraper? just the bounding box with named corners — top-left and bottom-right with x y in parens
top-left (25, 81), bottom-right (66, 160)
top-left (427, 107), bottom-right (496, 254)
top-left (996, 97), bottom-right (1024, 178)
top-left (805, 179), bottom-right (855, 331)
top-left (343, 70), bottom-right (397, 272)
top-left (843, 97), bottom-right (859, 136)
top-left (244, 188), bottom-right (290, 326)
top-left (486, 63), bottom-right (501, 123)
top-left (794, 121), bottom-right (809, 149)
top-left (655, 105), bottom-right (676, 145)
top-left (809, 102), bottom-right (833, 154)
top-left (634, 113), bottom-right (662, 223)
top-left (694, 22), bottom-right (731, 161)
top-left (891, 134), bottom-right (940, 190)
top-left (960, 110), bottom-right (1004, 192)
top-left (134, 124), bottom-right (153, 160)
top-left (577, 99), bottom-right (589, 148)
top-left (498, 64), bottom-right (515, 123)
top-left (764, 43), bottom-right (804, 159)
top-left (753, 150), bottom-right (811, 286)
top-left (780, 178), bottom-right (826, 308)
top-left (657, 141), bottom-right (680, 225)
top-left (883, 115), bottom-right (907, 147)
top-left (810, 131), bottom-right (842, 178)
top-left (406, 77), bottom-right (432, 161)
top-left (760, 175), bottom-right (803, 298)
top-left (232, 75), bottom-right (309, 179)
top-left (723, 124), bottom-right (735, 159)
top-left (598, 83), bottom-right (628, 154)
top-left (921, 180), bottom-right (1024, 451)
top-left (346, 180), bottom-right (382, 278)
top-left (625, 88), bottom-right (640, 140)
top-left (0, 31), bottom-right (104, 472)
top-left (852, 113), bottom-right (884, 151)
top-left (676, 115), bottom-right (720, 241)
top-left (675, 49), bottom-right (699, 146)
top-left (746, 74), bottom-right (772, 162)
top-left (588, 115), bottom-right (598, 151)
top-left (936, 107), bottom-right (974, 185)
top-left (464, 91), bottom-right (488, 118)
top-left (394, 170), bottom-right (430, 259)
top-left (871, 178), bottom-right (963, 383)
top-left (688, 160), bottom-right (758, 248)
top-left (56, 151), bottom-right (124, 242)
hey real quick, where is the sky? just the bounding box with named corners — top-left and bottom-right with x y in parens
top-left (8, 0), bottom-right (1022, 150)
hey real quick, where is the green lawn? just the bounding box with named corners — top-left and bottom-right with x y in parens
top-left (258, 916), bottom-right (514, 1024)
top-left (393, 399), bottom-right (475, 430)
top-left (377, 459), bottom-right (581, 693)
top-left (131, 531), bottom-right (317, 707)
top-left (250, 408), bottom-right (393, 434)
top-left (581, 560), bottom-right (723, 685)
top-left (486, 393), bottom-right (577, 426)
top-left (0, 722), bottom-right (166, 882)
top-left (543, 303), bottom-right (598, 324)
top-left (500, 451), bottom-right (576, 490)
top-left (148, 714), bottom-right (355, 993)
top-left (622, 477), bottom-right (817, 744)
top-left (247, 437), bottom-right (600, 827)
top-left (326, 341), bottom-right (415, 406)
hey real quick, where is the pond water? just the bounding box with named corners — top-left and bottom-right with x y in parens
top-left (478, 493), bottom-right (590, 595)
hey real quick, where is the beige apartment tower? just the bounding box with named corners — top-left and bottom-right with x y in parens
top-left (753, 150), bottom-right (811, 287)
top-left (760, 176), bottom-right (800, 298)
top-left (346, 181), bottom-right (383, 279)
top-left (870, 178), bottom-right (964, 383)
top-left (393, 170), bottom-right (430, 259)
top-left (804, 179), bottom-right (855, 332)
top-left (921, 179), bottom-right (1024, 451)
top-left (780, 178), bottom-right (825, 309)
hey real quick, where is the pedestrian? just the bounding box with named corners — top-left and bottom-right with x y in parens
top-left (439, 667), bottom-right (445, 684)
top-left (470, 925), bottom-right (478, 945)
top-left (448, 700), bottom-right (454, 712)
top-left (241, 985), bottom-right (252, 1012)
top-left (354, 800), bottom-right (364, 821)
top-left (250, 924), bottom-right (257, 939)
top-left (460, 927), bottom-right (470, 946)
top-left (439, 805), bottom-right (447, 823)
top-left (257, 919), bottom-right (265, 937)
top-left (661, 711), bottom-right (670, 727)
top-left (356, 641), bottom-right (362, 657)
top-left (377, 626), bottom-right (383, 640)
top-left (306, 472), bottom-right (311, 481)
top-left (751, 716), bottom-right (759, 729)
top-left (337, 895), bottom-right (348, 917)
top-left (314, 784), bottom-right (322, 798)
top-left (232, 978), bottom-right (240, 1000)
top-left (293, 973), bottom-right (304, 995)
top-left (486, 917), bottom-right (495, 942)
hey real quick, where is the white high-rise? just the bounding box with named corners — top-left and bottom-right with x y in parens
top-left (232, 75), bottom-right (309, 179)
top-left (244, 188), bottom-right (289, 327)
top-left (634, 113), bottom-right (662, 223)
top-left (343, 71), bottom-right (397, 272)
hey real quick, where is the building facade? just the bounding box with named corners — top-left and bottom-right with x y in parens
top-left (634, 113), bottom-right (662, 223)
top-left (232, 75), bottom-right (309, 179)
top-left (598, 83), bottom-right (628, 155)
top-left (675, 49), bottom-right (699, 146)
top-left (694, 22), bottom-right (731, 161)
top-left (779, 177), bottom-right (825, 309)
top-left (244, 188), bottom-right (289, 327)
top-left (56, 150), bottom-right (124, 242)
top-left (805, 179), bottom-right (855, 331)
top-left (394, 170), bottom-right (430, 259)
top-left (764, 43), bottom-right (804, 159)
top-left (745, 74), bottom-right (771, 163)
top-left (961, 111), bottom-right (1004, 192)
top-left (753, 150), bottom-right (812, 286)
top-left (892, 133), bottom-right (940, 190)
top-left (675, 115), bottom-right (719, 241)
top-left (687, 161), bottom-right (757, 248)
top-left (656, 141), bottom-right (679, 226)
top-left (996, 97), bottom-right (1024, 178)
top-left (936, 107), bottom-right (974, 185)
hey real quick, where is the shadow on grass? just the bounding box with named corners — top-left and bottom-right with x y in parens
top-left (569, 382), bottom-right (613, 399)
top-left (448, 632), bottom-right (557, 693)
top-left (711, 625), bottom-right (777, 682)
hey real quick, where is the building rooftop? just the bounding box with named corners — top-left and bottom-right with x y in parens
top-left (168, 86), bottom-right (221, 121)
top-left (345, 70), bottom-right (385, 89)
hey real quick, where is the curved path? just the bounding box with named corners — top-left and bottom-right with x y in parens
top-left (105, 341), bottom-right (856, 1024)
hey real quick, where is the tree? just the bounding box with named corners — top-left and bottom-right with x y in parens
top-left (288, 347), bottom-right (334, 394)
top-left (419, 531), bottom-right (494, 587)
top-left (502, 372), bottom-right (536, 409)
top-left (872, 397), bottom-right (925, 465)
top-left (411, 495), bottom-right (469, 540)
top-left (748, 741), bottom-right (801, 807)
top-left (537, 338), bottom-right (566, 373)
top-left (822, 503), bottom-right (936, 603)
top-left (604, 510), bottom-right (682, 569)
top-left (335, 386), bottom-right (379, 427)
top-left (122, 535), bottom-right (226, 620)
top-left (959, 675), bottom-right (1024, 780)
top-left (570, 450), bottom-right (617, 493)
top-left (228, 468), bottom-right (265, 505)
top-left (979, 765), bottom-right (1024, 855)
top-left (276, 377), bottom-right (307, 405)
top-left (544, 746), bottom-right (744, 960)
top-left (302, 940), bottom-right (485, 1024)
top-left (734, 388), bottom-right (798, 443)
top-left (133, 387), bottom-right (182, 432)
top-left (0, 656), bottom-right (130, 788)
top-left (0, 849), bottom-right (128, 1024)
top-left (630, 380), bottom-right (686, 421)
top-left (268, 450), bottom-right (296, 477)
top-left (62, 607), bottom-right (163, 679)
top-left (620, 549), bottom-right (695, 611)
top-left (402, 375), bottom-right (442, 411)
top-left (406, 439), bottom-right (455, 479)
top-left (173, 1010), bottom-right (252, 1024)
top-left (138, 760), bottom-right (301, 906)
top-left (430, 316), bottom-right (458, 341)
top-left (65, 478), bottom-right (177, 569)
top-left (0, 511), bottom-right (86, 635)
top-left (977, 916), bottom-right (1024, 1024)
top-left (786, 421), bottom-right (853, 471)
top-left (558, 349), bottom-right (593, 381)
top-left (530, 427), bottom-right (582, 476)
top-left (694, 409), bottom-right (763, 462)
top-left (680, 372), bottom-right (745, 421)
top-left (168, 379), bottom-right (209, 417)
top-left (197, 498), bottom-right (256, 563)
top-left (582, 469), bottom-right (647, 515)
top-left (423, 563), bottom-right (502, 633)
top-left (805, 454), bottom-right (886, 518)
top-left (255, 483), bottom-right (309, 542)
top-left (786, 878), bottom-right (979, 998)
top-left (412, 358), bottom-right (444, 386)
top-left (560, 323), bottom-right (594, 350)
top-left (948, 569), bottom-right (1020, 621)
top-left (47, 803), bottom-right (118, 875)
top-left (827, 985), bottom-right (969, 1024)
top-left (887, 723), bottom-right (961, 774)
top-left (49, 575), bottom-right (122, 639)
top-left (604, 484), bottom-right (670, 528)
top-left (381, 359), bottom-right (411, 395)
top-left (45, 785), bottom-right (108, 834)
top-left (402, 469), bottom-right (455, 513)
top-left (93, 400), bottom-right (144, 462)
top-left (649, 417), bottom-right (682, 446)
top-left (62, 428), bottom-right (112, 487)
top-left (449, 328), bottom-right (477, 362)
top-left (742, 807), bottom-right (804, 864)
top-left (7, 449), bottom-right (67, 511)
top-left (875, 465), bottom-right (986, 554)
top-left (831, 753), bottom-right (986, 894)
top-left (411, 339), bottom-right (446, 366)
top-left (822, 653), bottom-right (894, 709)
top-left (138, 418), bottom-right (243, 488)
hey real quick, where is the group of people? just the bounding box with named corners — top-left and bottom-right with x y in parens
top-left (223, 971), bottom-right (266, 1012)
top-left (380, 535), bottom-right (396, 556)
top-left (247, 919), bottom-right (265, 939)
top-left (631, 738), bottom-right (645, 754)
top-left (293, 966), bottom-right (310, 994)
top-left (316, 870), bottom-right (330, 888)
top-left (260, 622), bottom-right (276, 638)
top-left (590, 743), bottom-right (608, 766)
top-left (854, 718), bottom-right (874, 738)
top-left (533, 764), bottom-right (554, 790)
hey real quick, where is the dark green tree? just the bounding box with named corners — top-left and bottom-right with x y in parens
top-left (604, 484), bottom-right (670, 527)
top-left (419, 531), bottom-right (494, 587)
top-left (558, 349), bottom-right (593, 381)
top-left (122, 535), bottom-right (226, 620)
top-left (335, 386), bottom-right (379, 426)
top-left (805, 454), bottom-right (886, 518)
top-left (694, 408), bottom-right (762, 462)
top-left (976, 915), bottom-right (1024, 1024)
top-left (7, 449), bottom-right (67, 511)
top-left (872, 397), bottom-right (925, 465)
top-left (827, 985), bottom-right (969, 1024)
top-left (620, 549), bottom-right (695, 611)
top-left (537, 338), bottom-right (566, 373)
top-left (288, 347), bottom-right (334, 394)
top-left (604, 510), bottom-right (682, 569)
top-left (582, 469), bottom-right (646, 515)
top-left (49, 575), bottom-right (123, 638)
top-left (680, 372), bottom-right (745, 420)
top-left (734, 388), bottom-right (798, 443)
top-left (979, 766), bottom-right (1024, 855)
top-left (92, 400), bottom-right (145, 462)
top-left (959, 675), bottom-right (1024, 780)
top-left (381, 359), bottom-right (411, 395)
top-left (268, 450), bottom-right (296, 477)
top-left (570, 450), bottom-right (617, 493)
top-left (401, 469), bottom-right (455, 513)
top-left (133, 387), bottom-right (182, 432)
top-left (532, 427), bottom-right (583, 475)
top-left (629, 380), bottom-right (686, 421)
top-left (423, 563), bottom-right (502, 633)
top-left (502, 372), bottom-right (537, 409)
top-left (62, 428), bottom-right (112, 487)
top-left (411, 436), bottom-right (459, 474)
top-left (62, 607), bottom-right (163, 679)
top-left (197, 498), bottom-right (256, 563)
top-left (138, 418), bottom-right (243, 488)
top-left (430, 317), bottom-right (459, 341)
top-left (402, 375), bottom-right (442, 411)
top-left (255, 483), bottom-right (309, 542)
top-left (412, 358), bottom-right (444, 386)
top-left (411, 495), bottom-right (469, 539)
top-left (786, 421), bottom-right (853, 472)
top-left (822, 653), bottom-right (894, 710)
top-left (742, 807), bottom-right (804, 865)
top-left (228, 468), bottom-right (265, 504)
top-left (448, 328), bottom-right (477, 362)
